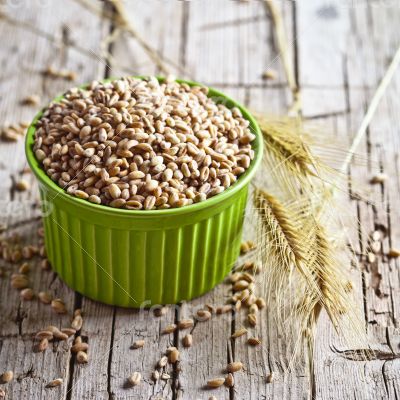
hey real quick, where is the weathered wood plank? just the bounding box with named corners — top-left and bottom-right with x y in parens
top-left (0, 0), bottom-right (109, 399)
top-left (109, 306), bottom-right (176, 399)
top-left (297, 1), bottom-right (400, 400)
top-left (1, 1), bottom-right (400, 399)
top-left (177, 284), bottom-right (233, 400)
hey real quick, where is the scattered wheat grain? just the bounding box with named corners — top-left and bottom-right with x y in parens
top-left (132, 339), bottom-right (145, 349)
top-left (227, 361), bottom-right (243, 373)
top-left (46, 378), bottom-right (63, 388)
top-left (0, 371), bottom-right (13, 383)
top-left (207, 378), bottom-right (225, 388)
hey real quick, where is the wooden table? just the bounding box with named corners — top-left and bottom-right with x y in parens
top-left (1, 1), bottom-right (400, 399)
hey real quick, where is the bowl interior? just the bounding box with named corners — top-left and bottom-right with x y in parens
top-left (25, 77), bottom-right (263, 217)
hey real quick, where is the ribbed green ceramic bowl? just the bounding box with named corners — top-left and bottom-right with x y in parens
top-left (25, 77), bottom-right (263, 308)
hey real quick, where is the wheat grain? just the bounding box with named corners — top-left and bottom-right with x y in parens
top-left (20, 288), bottom-right (35, 300)
top-left (46, 378), bottom-right (63, 388)
top-left (247, 337), bottom-right (261, 346)
top-left (132, 339), bottom-right (145, 349)
top-left (207, 378), bottom-right (225, 388)
top-left (71, 343), bottom-right (89, 353)
top-left (226, 361), bottom-right (243, 373)
top-left (34, 77), bottom-right (255, 210)
top-left (0, 371), bottom-right (13, 383)
top-left (178, 319), bottom-right (194, 330)
top-left (248, 313), bottom-right (257, 327)
top-left (266, 372), bottom-right (275, 383)
top-left (15, 179), bottom-right (30, 191)
top-left (76, 351), bottom-right (88, 364)
top-left (182, 334), bottom-right (192, 348)
top-left (11, 274), bottom-right (29, 289)
top-left (162, 324), bottom-right (177, 334)
top-left (71, 314), bottom-right (83, 330)
top-left (225, 373), bottom-right (234, 387)
top-left (369, 173), bottom-right (388, 184)
top-left (18, 262), bottom-right (30, 274)
top-left (38, 291), bottom-right (53, 304)
top-left (168, 348), bottom-right (180, 364)
top-left (128, 372), bottom-right (141, 386)
top-left (51, 299), bottom-right (67, 314)
top-left (231, 328), bottom-right (247, 339)
top-left (388, 248), bottom-right (400, 258)
top-left (196, 309), bottom-right (211, 321)
top-left (158, 356), bottom-right (168, 368)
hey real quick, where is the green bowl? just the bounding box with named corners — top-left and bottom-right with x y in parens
top-left (25, 77), bottom-right (263, 308)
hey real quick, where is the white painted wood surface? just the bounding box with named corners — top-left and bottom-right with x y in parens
top-left (0, 1), bottom-right (400, 399)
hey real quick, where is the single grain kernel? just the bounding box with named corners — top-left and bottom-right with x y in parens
top-left (51, 298), bottom-right (67, 314)
top-left (247, 337), bottom-right (261, 346)
top-left (207, 378), bottom-right (225, 388)
top-left (369, 173), bottom-right (388, 184)
top-left (71, 314), bottom-right (83, 330)
top-left (196, 309), bottom-right (211, 321)
top-left (248, 313), bottom-right (257, 327)
top-left (46, 378), bottom-right (63, 388)
top-left (11, 274), bottom-right (29, 289)
top-left (166, 346), bottom-right (177, 354)
top-left (178, 319), bottom-right (194, 330)
top-left (261, 69), bottom-right (277, 80)
top-left (249, 304), bottom-right (258, 314)
top-left (132, 340), bottom-right (145, 349)
top-left (76, 351), bottom-right (88, 364)
top-left (233, 280), bottom-right (249, 291)
top-left (38, 291), bottom-right (53, 304)
top-left (20, 288), bottom-right (35, 300)
top-left (227, 362), bottom-right (243, 373)
top-left (231, 328), bottom-right (247, 339)
top-left (158, 356), bottom-right (168, 368)
top-left (182, 334), bottom-right (192, 348)
top-left (162, 324), bottom-right (177, 334)
top-left (40, 259), bottom-right (51, 270)
top-left (266, 372), bottom-right (275, 383)
top-left (18, 262), bottom-right (30, 274)
top-left (225, 373), bottom-right (234, 387)
top-left (15, 179), bottom-right (30, 191)
top-left (255, 297), bottom-right (266, 309)
top-left (1, 370), bottom-right (13, 383)
top-left (388, 248), bottom-right (400, 258)
top-left (168, 348), bottom-right (180, 364)
top-left (153, 306), bottom-right (168, 317)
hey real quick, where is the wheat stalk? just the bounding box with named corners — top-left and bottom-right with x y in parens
top-left (254, 189), bottom-right (369, 366)
top-left (259, 118), bottom-right (316, 174)
top-left (254, 188), bottom-right (305, 267)
top-left (263, 1), bottom-right (300, 115)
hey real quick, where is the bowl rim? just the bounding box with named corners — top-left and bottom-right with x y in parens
top-left (25, 76), bottom-right (263, 217)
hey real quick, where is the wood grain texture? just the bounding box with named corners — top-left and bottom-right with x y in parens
top-left (1, 0), bottom-right (400, 399)
top-left (0, 0), bottom-right (109, 398)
